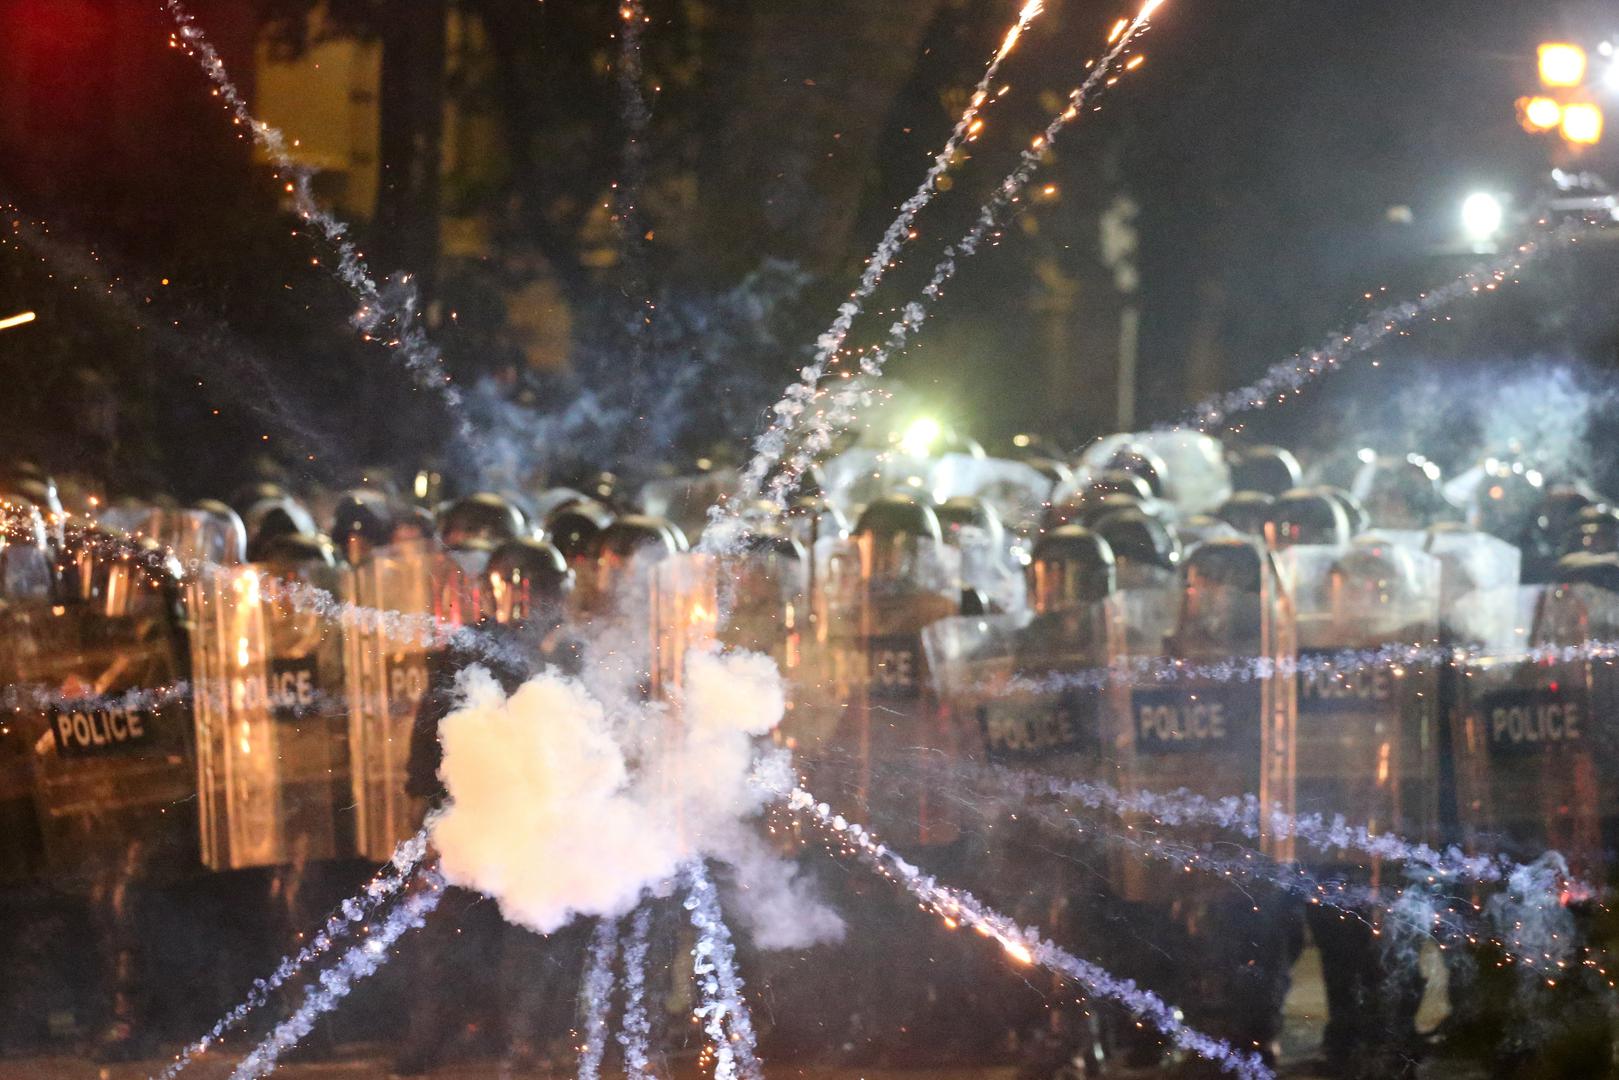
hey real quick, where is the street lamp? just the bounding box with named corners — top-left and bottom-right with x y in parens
top-left (1562, 102), bottom-right (1605, 145)
top-left (1521, 95), bottom-right (1563, 132)
top-left (1461, 192), bottom-right (1504, 246)
top-left (1540, 42), bottom-right (1588, 88)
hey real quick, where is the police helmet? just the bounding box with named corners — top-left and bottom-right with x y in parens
top-left (1471, 460), bottom-right (1543, 540)
top-left (547, 499), bottom-right (614, 564)
top-left (245, 496), bottom-right (319, 562)
top-left (391, 504), bottom-right (437, 546)
top-left (331, 490), bottom-right (394, 566)
top-left (1029, 526), bottom-right (1116, 613)
top-left (1216, 491), bottom-right (1275, 538)
top-left (0, 476), bottom-right (64, 525)
top-left (1105, 445), bottom-right (1170, 498)
top-left (1268, 489), bottom-right (1350, 549)
top-left (1357, 454), bottom-right (1447, 528)
top-left (1176, 538), bottom-right (1266, 644)
top-left (437, 493), bottom-right (526, 550)
top-left (486, 538), bottom-right (574, 625)
top-left (257, 532), bottom-right (337, 571)
top-left (1228, 445), bottom-right (1303, 498)
top-left (1552, 552), bottom-right (1619, 597)
top-left (230, 481), bottom-right (288, 517)
top-left (589, 514), bottom-right (682, 584)
top-left (1567, 505), bottom-right (1619, 556)
top-left (1093, 507), bottom-right (1179, 573)
top-left (854, 493), bottom-right (944, 582)
top-left (935, 495), bottom-right (1005, 550)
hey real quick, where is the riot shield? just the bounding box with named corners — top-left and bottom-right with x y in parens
top-left (1117, 538), bottom-right (1298, 893)
top-left (1282, 541), bottom-right (1442, 874)
top-left (1422, 527), bottom-right (1521, 847)
top-left (190, 561), bottom-right (352, 870)
top-left (0, 607), bottom-right (46, 881)
top-left (716, 535), bottom-right (807, 668)
top-left (343, 542), bottom-right (477, 861)
top-left (21, 576), bottom-right (197, 882)
top-left (98, 505), bottom-right (246, 567)
top-left (812, 534), bottom-right (961, 849)
top-left (1454, 580), bottom-right (1617, 885)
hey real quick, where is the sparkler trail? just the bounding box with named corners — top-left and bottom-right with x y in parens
top-left (684, 863), bottom-right (763, 1080)
top-left (616, 905), bottom-right (656, 1080)
top-left (227, 867), bottom-right (446, 1080)
top-left (711, 0), bottom-right (1164, 539)
top-left (576, 918), bottom-right (621, 1080)
top-left (160, 2), bottom-right (483, 464)
top-left (998, 768), bottom-right (1519, 886)
top-left (1175, 216), bottom-right (1614, 431)
top-left (153, 831), bottom-right (430, 1079)
top-left (785, 786), bottom-right (1272, 1080)
top-left (705, 0), bottom-right (1050, 548)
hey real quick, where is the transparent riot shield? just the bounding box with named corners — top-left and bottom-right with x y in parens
top-left (98, 505), bottom-right (246, 567)
top-left (342, 542), bottom-right (477, 861)
top-left (191, 562), bottom-right (351, 870)
top-left (1422, 528), bottom-right (1521, 848)
top-left (22, 578), bottom-right (197, 882)
top-left (1116, 539), bottom-right (1298, 897)
top-left (809, 535), bottom-right (961, 849)
top-left (650, 554), bottom-right (719, 699)
top-left (717, 536), bottom-right (807, 670)
top-left (1282, 542), bottom-right (1441, 875)
top-left (1454, 581), bottom-right (1617, 886)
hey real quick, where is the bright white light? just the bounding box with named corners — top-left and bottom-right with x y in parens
top-left (1460, 193), bottom-right (1504, 243)
top-left (1539, 43), bottom-right (1587, 88)
top-left (899, 417), bottom-right (942, 458)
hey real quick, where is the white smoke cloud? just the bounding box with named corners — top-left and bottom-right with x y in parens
top-left (431, 648), bottom-right (843, 946)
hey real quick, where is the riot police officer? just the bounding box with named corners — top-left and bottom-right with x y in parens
top-left (243, 495), bottom-right (319, 563)
top-left (1267, 489), bottom-right (1351, 549)
top-left (1217, 491), bottom-right (1276, 538)
top-left (1118, 538), bottom-right (1303, 1067)
top-left (436, 493), bottom-right (527, 551)
top-left (1092, 506), bottom-right (1179, 590)
top-left (396, 538), bottom-right (575, 1076)
top-left (1228, 445), bottom-right (1303, 498)
top-left (330, 490), bottom-right (394, 567)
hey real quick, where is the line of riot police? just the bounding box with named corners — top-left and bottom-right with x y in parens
top-left (3, 429), bottom-right (1619, 1077)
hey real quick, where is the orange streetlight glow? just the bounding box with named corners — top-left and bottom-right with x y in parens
top-left (1539, 42), bottom-right (1587, 88)
top-left (1561, 101), bottom-right (1604, 145)
top-left (1521, 95), bottom-right (1563, 131)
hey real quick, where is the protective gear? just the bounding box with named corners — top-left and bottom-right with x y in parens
top-left (1282, 539), bottom-right (1441, 1077)
top-left (1351, 453), bottom-right (1450, 529)
top-left (1216, 491), bottom-right (1275, 538)
top-left (585, 514), bottom-right (682, 609)
top-left (1319, 485), bottom-right (1371, 536)
top-left (485, 538), bottom-right (573, 627)
top-left (257, 532), bottom-right (337, 570)
top-left (330, 490), bottom-right (394, 566)
top-left (1468, 460), bottom-right (1542, 542)
top-left (1267, 489), bottom-right (1350, 549)
top-left (1566, 505), bottom-right (1619, 556)
top-left (853, 494), bottom-right (944, 585)
top-left (390, 504), bottom-right (436, 546)
top-left (935, 495), bottom-right (1004, 551)
top-left (0, 476), bottom-right (64, 537)
top-left (546, 499), bottom-right (613, 566)
top-left (1092, 507), bottom-right (1179, 589)
top-left (1117, 537), bottom-right (1300, 1065)
top-left (1103, 444), bottom-right (1170, 498)
top-left (1228, 444), bottom-right (1303, 497)
top-left (1, 499), bottom-right (52, 602)
top-left (1028, 526), bottom-right (1115, 613)
top-left (719, 527), bottom-right (808, 660)
top-left (243, 496), bottom-right (318, 562)
top-left (1451, 557), bottom-right (1616, 1072)
top-left (190, 549), bottom-right (350, 869)
top-left (192, 499), bottom-right (249, 563)
top-left (229, 481), bottom-right (288, 516)
top-left (436, 493), bottom-right (526, 550)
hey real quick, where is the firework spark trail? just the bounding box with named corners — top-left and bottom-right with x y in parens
top-left (994, 768), bottom-right (1518, 886)
top-left (153, 831), bottom-right (430, 1080)
top-left (704, 0), bottom-right (1050, 549)
top-left (785, 787), bottom-right (1271, 1080)
top-left (1173, 216), bottom-right (1612, 431)
top-left (707, 0), bottom-right (1163, 546)
top-left (161, 1), bottom-right (481, 461)
top-left (576, 918), bottom-right (621, 1080)
top-left (226, 867), bottom-right (445, 1080)
top-left (683, 863), bottom-right (763, 1080)
top-left (616, 905), bottom-right (656, 1080)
